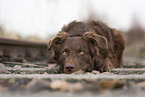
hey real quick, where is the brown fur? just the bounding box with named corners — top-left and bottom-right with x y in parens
top-left (48, 21), bottom-right (125, 73)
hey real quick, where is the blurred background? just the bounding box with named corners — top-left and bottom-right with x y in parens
top-left (0, 0), bottom-right (145, 59)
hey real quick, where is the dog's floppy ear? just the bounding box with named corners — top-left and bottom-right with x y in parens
top-left (82, 31), bottom-right (108, 49)
top-left (48, 32), bottom-right (69, 50)
top-left (82, 31), bottom-right (108, 57)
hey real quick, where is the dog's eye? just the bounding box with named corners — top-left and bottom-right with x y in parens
top-left (62, 51), bottom-right (67, 55)
top-left (79, 51), bottom-right (84, 55)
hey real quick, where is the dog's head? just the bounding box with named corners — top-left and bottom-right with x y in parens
top-left (48, 31), bottom-right (108, 73)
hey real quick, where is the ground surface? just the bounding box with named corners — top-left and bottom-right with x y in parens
top-left (0, 58), bottom-right (145, 97)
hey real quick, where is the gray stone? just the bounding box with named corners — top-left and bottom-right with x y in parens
top-left (91, 70), bottom-right (100, 74)
top-left (4, 67), bottom-right (59, 74)
top-left (101, 72), bottom-right (114, 75)
top-left (0, 74), bottom-right (145, 81)
top-left (111, 68), bottom-right (145, 74)
top-left (0, 63), bottom-right (5, 69)
top-left (72, 70), bottom-right (84, 74)
top-left (25, 79), bottom-right (50, 92)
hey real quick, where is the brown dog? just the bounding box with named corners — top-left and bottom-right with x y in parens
top-left (48, 21), bottom-right (125, 73)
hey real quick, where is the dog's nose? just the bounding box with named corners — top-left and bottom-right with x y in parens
top-left (65, 64), bottom-right (74, 71)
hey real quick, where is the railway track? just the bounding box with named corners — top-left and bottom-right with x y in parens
top-left (0, 38), bottom-right (50, 62)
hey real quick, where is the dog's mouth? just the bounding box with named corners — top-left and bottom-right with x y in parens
top-left (64, 69), bottom-right (74, 74)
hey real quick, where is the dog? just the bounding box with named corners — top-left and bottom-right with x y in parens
top-left (48, 21), bottom-right (125, 73)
